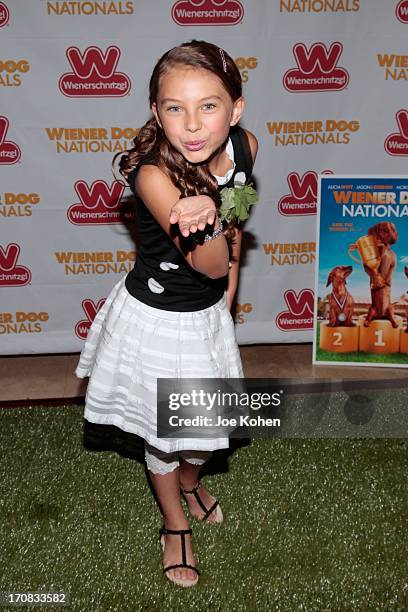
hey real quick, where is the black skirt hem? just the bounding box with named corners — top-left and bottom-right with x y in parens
top-left (82, 418), bottom-right (252, 474)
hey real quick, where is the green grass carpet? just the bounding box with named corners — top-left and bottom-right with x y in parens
top-left (0, 405), bottom-right (407, 611)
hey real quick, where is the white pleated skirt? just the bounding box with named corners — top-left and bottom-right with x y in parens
top-left (75, 276), bottom-right (244, 453)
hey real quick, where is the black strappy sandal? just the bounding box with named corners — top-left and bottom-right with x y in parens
top-left (159, 526), bottom-right (200, 588)
top-left (180, 480), bottom-right (223, 523)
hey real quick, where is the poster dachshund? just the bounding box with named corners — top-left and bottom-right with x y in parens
top-left (364, 222), bottom-right (399, 328)
top-left (326, 265), bottom-right (354, 327)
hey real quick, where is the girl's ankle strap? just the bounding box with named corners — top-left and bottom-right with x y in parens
top-left (160, 526), bottom-right (192, 536)
top-left (180, 481), bottom-right (201, 494)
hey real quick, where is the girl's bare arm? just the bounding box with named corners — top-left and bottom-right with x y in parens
top-left (226, 129), bottom-right (258, 310)
top-left (225, 225), bottom-right (243, 311)
top-left (133, 165), bottom-right (229, 279)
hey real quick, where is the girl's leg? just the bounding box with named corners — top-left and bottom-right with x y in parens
top-left (179, 451), bottom-right (221, 523)
top-left (144, 444), bottom-right (197, 584)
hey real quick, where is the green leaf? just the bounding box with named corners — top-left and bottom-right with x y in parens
top-left (219, 184), bottom-right (259, 224)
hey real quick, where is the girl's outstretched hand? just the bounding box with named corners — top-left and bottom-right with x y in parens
top-left (169, 195), bottom-right (217, 238)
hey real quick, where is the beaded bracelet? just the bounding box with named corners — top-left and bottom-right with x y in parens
top-left (203, 223), bottom-right (224, 242)
top-left (191, 221), bottom-right (224, 244)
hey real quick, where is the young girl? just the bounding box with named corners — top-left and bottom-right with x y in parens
top-left (76, 39), bottom-right (258, 588)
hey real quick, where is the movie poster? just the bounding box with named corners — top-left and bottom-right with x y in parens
top-left (313, 176), bottom-right (408, 368)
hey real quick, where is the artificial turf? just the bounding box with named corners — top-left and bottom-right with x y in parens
top-left (0, 403), bottom-right (406, 611)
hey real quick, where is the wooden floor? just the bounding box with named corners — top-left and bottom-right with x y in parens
top-left (1, 344), bottom-right (406, 403)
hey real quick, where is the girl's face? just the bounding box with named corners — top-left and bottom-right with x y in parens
top-left (151, 64), bottom-right (244, 164)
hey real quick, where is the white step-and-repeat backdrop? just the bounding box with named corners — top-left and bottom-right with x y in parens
top-left (1, 0), bottom-right (407, 354)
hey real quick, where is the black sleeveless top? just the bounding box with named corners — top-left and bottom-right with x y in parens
top-left (125, 125), bottom-right (253, 311)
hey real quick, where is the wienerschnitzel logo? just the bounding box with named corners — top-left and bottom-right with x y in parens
top-left (278, 170), bottom-right (333, 216)
top-left (276, 289), bottom-right (314, 331)
top-left (283, 42), bottom-right (349, 92)
top-left (384, 109), bottom-right (408, 156)
top-left (0, 243), bottom-right (31, 286)
top-left (0, 2), bottom-right (9, 27)
top-left (396, 0), bottom-right (408, 23)
top-left (0, 116), bottom-right (21, 164)
top-left (75, 298), bottom-right (105, 340)
top-left (172, 0), bottom-right (243, 25)
top-left (67, 180), bottom-right (128, 225)
top-left (59, 46), bottom-right (131, 97)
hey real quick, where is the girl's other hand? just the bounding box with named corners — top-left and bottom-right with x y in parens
top-left (169, 195), bottom-right (217, 238)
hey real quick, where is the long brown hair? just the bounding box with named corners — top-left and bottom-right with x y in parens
top-left (114, 40), bottom-right (242, 208)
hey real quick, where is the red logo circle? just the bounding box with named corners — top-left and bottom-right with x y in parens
top-left (396, 0), bottom-right (408, 23)
top-left (0, 2), bottom-right (9, 27)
